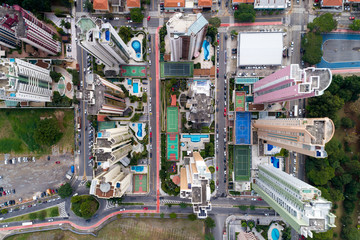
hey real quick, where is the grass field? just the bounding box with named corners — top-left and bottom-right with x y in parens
top-left (0, 109), bottom-right (74, 155)
top-left (4, 218), bottom-right (205, 240)
top-left (1, 207), bottom-right (59, 223)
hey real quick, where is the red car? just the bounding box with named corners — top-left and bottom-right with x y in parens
top-left (89, 156), bottom-right (92, 160)
top-left (224, 107), bottom-right (227, 113)
top-left (143, 207), bottom-right (148, 210)
top-left (217, 68), bottom-right (219, 73)
top-left (147, 16), bottom-right (151, 21)
top-left (52, 189), bottom-right (55, 194)
top-left (216, 166), bottom-right (218, 171)
top-left (150, 132), bottom-right (152, 138)
top-left (127, 16), bottom-right (131, 20)
top-left (2, 191), bottom-right (5, 196)
top-left (224, 112), bottom-right (227, 117)
top-left (349, 16), bottom-right (355, 20)
top-left (217, 39), bottom-right (219, 43)
top-left (28, 205), bottom-right (32, 208)
top-left (257, 198), bottom-right (262, 201)
top-left (55, 161), bottom-right (60, 164)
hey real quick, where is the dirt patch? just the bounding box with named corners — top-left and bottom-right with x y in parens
top-left (54, 110), bottom-right (65, 132)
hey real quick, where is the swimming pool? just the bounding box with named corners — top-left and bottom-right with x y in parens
top-left (131, 166), bottom-right (144, 172)
top-left (271, 157), bottom-right (279, 168)
top-left (202, 40), bottom-right (210, 60)
top-left (133, 82), bottom-right (139, 93)
top-left (182, 134), bottom-right (209, 143)
top-left (137, 123), bottom-right (142, 137)
top-left (131, 40), bottom-right (141, 58)
top-left (271, 228), bottom-right (280, 240)
top-left (127, 79), bottom-right (132, 86)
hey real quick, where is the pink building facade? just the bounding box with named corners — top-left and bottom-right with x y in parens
top-left (253, 64), bottom-right (332, 104)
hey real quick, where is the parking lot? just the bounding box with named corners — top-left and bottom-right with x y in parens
top-left (0, 153), bottom-right (73, 207)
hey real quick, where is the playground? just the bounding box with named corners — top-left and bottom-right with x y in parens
top-left (119, 65), bottom-right (147, 78)
top-left (133, 174), bottom-right (148, 193)
top-left (233, 145), bottom-right (251, 181)
top-left (235, 91), bottom-right (246, 112)
top-left (235, 112), bottom-right (251, 145)
top-left (167, 107), bottom-right (179, 133)
top-left (167, 134), bottom-right (179, 161)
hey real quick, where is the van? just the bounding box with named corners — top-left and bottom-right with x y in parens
top-left (73, 193), bottom-right (78, 197)
top-left (149, 60), bottom-right (151, 66)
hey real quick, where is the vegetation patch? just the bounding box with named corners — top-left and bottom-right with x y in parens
top-left (71, 195), bottom-right (99, 219)
top-left (0, 207), bottom-right (59, 223)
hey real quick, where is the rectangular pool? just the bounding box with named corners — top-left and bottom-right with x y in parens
top-left (182, 134), bottom-right (209, 143)
top-left (133, 83), bottom-right (139, 93)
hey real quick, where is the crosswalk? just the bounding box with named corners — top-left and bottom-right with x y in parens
top-left (104, 200), bottom-right (118, 211)
top-left (57, 202), bottom-right (67, 218)
top-left (160, 199), bottom-right (183, 204)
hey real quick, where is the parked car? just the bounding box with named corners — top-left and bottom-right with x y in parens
top-left (147, 16), bottom-right (151, 21)
top-left (349, 16), bottom-right (355, 20)
top-left (55, 161), bottom-right (61, 164)
top-left (143, 207), bottom-right (148, 210)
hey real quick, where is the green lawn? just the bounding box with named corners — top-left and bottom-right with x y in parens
top-left (0, 109), bottom-right (74, 154)
top-left (1, 207), bottom-right (59, 223)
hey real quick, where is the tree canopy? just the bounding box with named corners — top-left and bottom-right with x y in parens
top-left (349, 19), bottom-right (360, 31)
top-left (234, 4), bottom-right (256, 22)
top-left (34, 118), bottom-right (63, 146)
top-left (118, 26), bottom-right (133, 44)
top-left (50, 71), bottom-right (62, 83)
top-left (301, 32), bottom-right (323, 65)
top-left (130, 8), bottom-right (144, 23)
top-left (308, 13), bottom-right (337, 33)
top-left (204, 217), bottom-right (216, 228)
top-left (209, 17), bottom-right (221, 28)
top-left (71, 195), bottom-right (99, 219)
top-left (58, 183), bottom-right (73, 198)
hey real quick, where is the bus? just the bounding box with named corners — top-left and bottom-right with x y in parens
top-left (22, 222), bottom-right (33, 226)
top-left (293, 105), bottom-right (298, 117)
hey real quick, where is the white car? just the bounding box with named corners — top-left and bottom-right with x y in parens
top-left (2, 225), bottom-right (8, 228)
top-left (119, 208), bottom-right (125, 211)
top-left (48, 219), bottom-right (54, 222)
top-left (114, 17), bottom-right (120, 20)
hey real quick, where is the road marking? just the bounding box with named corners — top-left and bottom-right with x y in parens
top-left (81, 48), bottom-right (87, 180)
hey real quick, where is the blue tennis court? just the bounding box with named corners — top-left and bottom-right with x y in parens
top-left (235, 112), bottom-right (251, 145)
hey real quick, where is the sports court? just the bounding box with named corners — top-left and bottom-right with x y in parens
top-left (167, 107), bottom-right (178, 133)
top-left (119, 65), bottom-right (147, 77)
top-left (167, 134), bottom-right (179, 161)
top-left (317, 33), bottom-right (360, 69)
top-left (133, 174), bottom-right (147, 193)
top-left (235, 91), bottom-right (246, 111)
top-left (235, 112), bottom-right (251, 145)
top-left (233, 145), bottom-right (251, 181)
top-left (160, 62), bottom-right (194, 78)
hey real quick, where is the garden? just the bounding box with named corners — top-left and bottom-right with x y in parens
top-left (71, 195), bottom-right (99, 219)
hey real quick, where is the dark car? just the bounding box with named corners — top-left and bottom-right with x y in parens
top-left (0, 187), bottom-right (3, 192)
top-left (12, 189), bottom-right (15, 194)
top-left (224, 178), bottom-right (226, 183)
top-left (0, 192), bottom-right (2, 197)
top-left (86, 219), bottom-right (91, 222)
top-left (47, 156), bottom-right (50, 161)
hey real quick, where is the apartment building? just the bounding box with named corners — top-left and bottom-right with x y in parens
top-left (77, 18), bottom-right (131, 68)
top-left (253, 64), bottom-right (332, 104)
top-left (166, 13), bottom-right (208, 61)
top-left (253, 164), bottom-right (336, 238)
top-left (180, 152), bottom-right (212, 218)
top-left (0, 58), bottom-right (52, 102)
top-left (93, 126), bottom-right (133, 167)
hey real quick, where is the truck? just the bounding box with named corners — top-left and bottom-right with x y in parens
top-left (77, 117), bottom-right (81, 130)
top-left (71, 165), bottom-right (74, 173)
top-left (22, 222), bottom-right (33, 226)
top-left (76, 64), bottom-right (80, 72)
top-left (293, 105), bottom-right (298, 117)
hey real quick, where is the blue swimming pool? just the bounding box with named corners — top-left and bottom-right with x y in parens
top-left (133, 82), bottom-right (139, 93)
top-left (137, 123), bottom-right (142, 137)
top-left (132, 40), bottom-right (141, 58)
top-left (131, 166), bottom-right (144, 172)
top-left (271, 157), bottom-right (279, 168)
top-left (183, 134), bottom-right (209, 143)
top-left (127, 79), bottom-right (132, 85)
top-left (202, 40), bottom-right (210, 60)
top-left (271, 228), bottom-right (280, 240)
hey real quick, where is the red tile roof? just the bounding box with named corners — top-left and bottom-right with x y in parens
top-left (232, 0), bottom-right (254, 3)
top-left (198, 0), bottom-right (213, 6)
top-left (164, 0), bottom-right (185, 8)
top-left (172, 175), bottom-right (180, 185)
top-left (127, 0), bottom-right (141, 8)
top-left (93, 0), bottom-right (109, 10)
top-left (322, 0), bottom-right (342, 5)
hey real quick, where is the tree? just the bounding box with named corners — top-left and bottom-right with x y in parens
top-left (250, 205), bottom-right (255, 210)
top-left (84, 0), bottom-right (93, 11)
top-left (188, 213), bottom-right (197, 221)
top-left (179, 202), bottom-right (187, 208)
top-left (204, 217), bottom-right (216, 228)
top-left (234, 4), bottom-right (256, 23)
top-left (64, 22), bottom-right (71, 29)
top-left (160, 213), bottom-right (164, 218)
top-left (34, 118), bottom-right (63, 146)
top-left (231, 30), bottom-right (238, 36)
top-left (29, 212), bottom-right (37, 220)
top-left (241, 221), bottom-right (247, 227)
top-left (209, 17), bottom-right (221, 28)
top-left (344, 131), bottom-right (359, 144)
top-left (0, 209), bottom-right (8, 214)
top-left (307, 166), bottom-right (335, 186)
top-left (118, 26), bottom-right (133, 44)
top-left (205, 233), bottom-right (215, 240)
top-left (71, 195), bottom-right (99, 219)
top-left (306, 91), bottom-right (344, 119)
top-left (239, 205), bottom-right (248, 211)
top-left (58, 183), bottom-right (73, 198)
top-left (282, 226), bottom-right (292, 240)
top-left (310, 13), bottom-right (337, 33)
top-left (50, 71), bottom-right (62, 83)
top-left (301, 32), bottom-right (323, 65)
top-left (208, 166), bottom-right (215, 174)
top-left (341, 117), bottom-right (355, 129)
top-left (130, 8), bottom-right (144, 23)
top-left (86, 181), bottom-right (91, 188)
top-left (349, 101), bottom-right (360, 114)
top-left (206, 26), bottom-right (218, 45)
top-left (350, 19), bottom-right (360, 31)
top-left (142, 92), bottom-right (148, 103)
top-left (169, 212), bottom-right (177, 218)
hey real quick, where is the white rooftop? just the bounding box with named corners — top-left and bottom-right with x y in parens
top-left (237, 32), bottom-right (283, 66)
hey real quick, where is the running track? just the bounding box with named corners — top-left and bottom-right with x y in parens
top-left (0, 28), bottom-right (162, 235)
top-left (220, 21), bottom-right (282, 27)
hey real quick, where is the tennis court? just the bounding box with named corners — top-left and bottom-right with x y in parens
top-left (119, 65), bottom-right (147, 78)
top-left (167, 134), bottom-right (179, 161)
top-left (235, 91), bottom-right (246, 112)
top-left (160, 62), bottom-right (194, 78)
top-left (235, 112), bottom-right (251, 145)
top-left (233, 145), bottom-right (251, 181)
top-left (133, 174), bottom-right (147, 193)
top-left (167, 107), bottom-right (178, 133)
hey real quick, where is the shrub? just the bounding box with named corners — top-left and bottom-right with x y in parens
top-left (205, 217), bottom-right (216, 228)
top-left (58, 183), bottom-right (73, 198)
top-left (169, 212), bottom-right (177, 218)
top-left (188, 213), bottom-right (197, 221)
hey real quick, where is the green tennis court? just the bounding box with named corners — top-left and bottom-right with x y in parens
top-left (167, 107), bottom-right (178, 133)
top-left (133, 174), bottom-right (147, 193)
top-left (98, 121), bottom-right (116, 131)
top-left (167, 134), bottom-right (179, 161)
top-left (233, 145), bottom-right (251, 181)
top-left (119, 65), bottom-right (147, 78)
top-left (160, 62), bottom-right (194, 78)
top-left (235, 91), bottom-right (245, 112)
